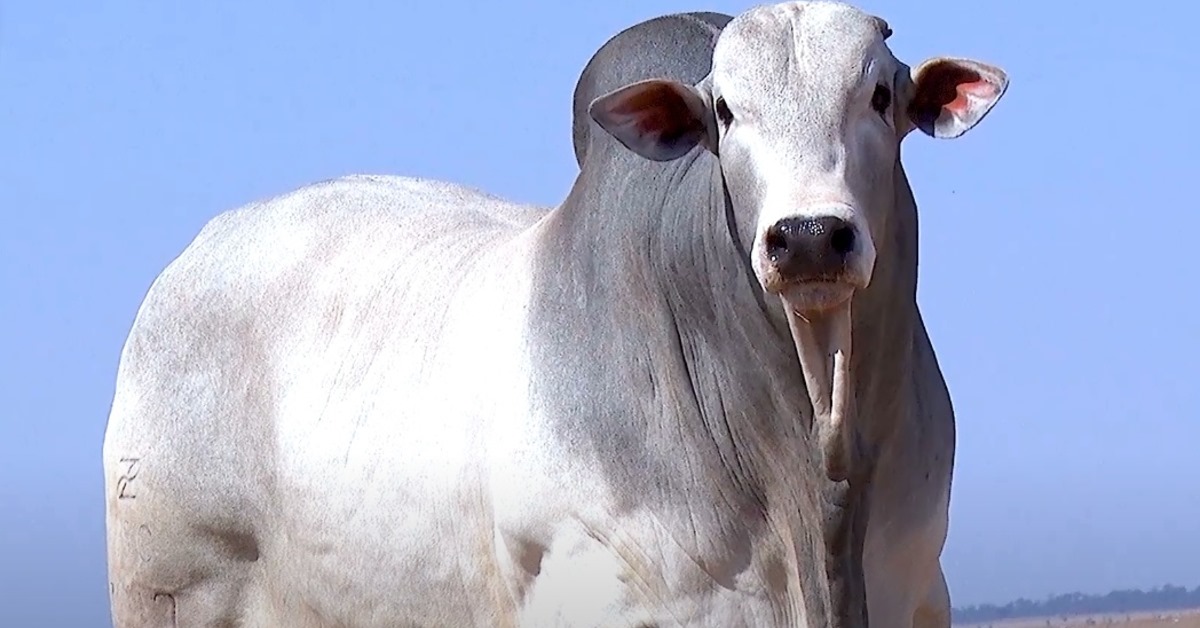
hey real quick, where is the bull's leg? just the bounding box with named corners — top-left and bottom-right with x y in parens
top-left (108, 525), bottom-right (267, 628)
top-left (822, 477), bottom-right (870, 628)
top-left (912, 564), bottom-right (951, 628)
top-left (105, 457), bottom-right (263, 628)
top-left (108, 582), bottom-right (178, 628)
top-left (109, 579), bottom-right (275, 628)
top-left (107, 518), bottom-right (263, 628)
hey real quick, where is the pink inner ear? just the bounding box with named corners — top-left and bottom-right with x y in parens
top-left (944, 79), bottom-right (998, 115)
top-left (606, 82), bottom-right (683, 136)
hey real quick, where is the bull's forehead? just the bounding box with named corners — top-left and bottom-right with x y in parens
top-left (713, 1), bottom-right (889, 113)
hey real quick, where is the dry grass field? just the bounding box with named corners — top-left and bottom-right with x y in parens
top-left (957, 608), bottom-right (1200, 628)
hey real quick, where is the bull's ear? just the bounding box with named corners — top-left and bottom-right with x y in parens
top-left (906, 57), bottom-right (1008, 139)
top-left (589, 78), bottom-right (713, 162)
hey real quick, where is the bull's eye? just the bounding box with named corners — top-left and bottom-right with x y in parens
top-left (715, 97), bottom-right (734, 127)
top-left (870, 84), bottom-right (892, 115)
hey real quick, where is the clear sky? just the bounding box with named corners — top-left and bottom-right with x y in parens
top-left (1, 1), bottom-right (1196, 626)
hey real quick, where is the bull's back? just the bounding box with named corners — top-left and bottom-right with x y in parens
top-left (103, 174), bottom-right (543, 627)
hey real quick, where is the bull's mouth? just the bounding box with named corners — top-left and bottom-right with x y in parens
top-left (778, 280), bottom-right (856, 317)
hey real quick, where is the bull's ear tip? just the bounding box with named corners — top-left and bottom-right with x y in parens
top-left (908, 56), bottom-right (1009, 140)
top-left (587, 89), bottom-right (621, 128)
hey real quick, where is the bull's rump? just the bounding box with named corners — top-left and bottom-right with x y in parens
top-left (103, 175), bottom-right (545, 626)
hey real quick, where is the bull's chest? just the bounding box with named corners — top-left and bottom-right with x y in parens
top-left (495, 500), bottom-right (813, 627)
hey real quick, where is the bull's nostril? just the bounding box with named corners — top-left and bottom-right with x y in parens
top-left (765, 228), bottom-right (789, 258)
top-left (830, 226), bottom-right (855, 256)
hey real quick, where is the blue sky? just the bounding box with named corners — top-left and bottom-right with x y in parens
top-left (1, 1), bottom-right (1196, 626)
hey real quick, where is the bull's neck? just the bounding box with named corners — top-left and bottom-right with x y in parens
top-left (551, 148), bottom-right (919, 450)
top-left (844, 157), bottom-right (921, 449)
top-left (539, 148), bottom-right (918, 624)
top-left (549, 151), bottom-right (805, 468)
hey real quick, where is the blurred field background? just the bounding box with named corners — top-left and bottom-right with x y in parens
top-left (958, 608), bottom-right (1200, 628)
